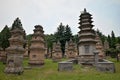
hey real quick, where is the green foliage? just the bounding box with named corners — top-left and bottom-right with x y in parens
top-left (105, 48), bottom-right (117, 58)
top-left (107, 35), bottom-right (112, 48)
top-left (26, 34), bottom-right (32, 48)
top-left (45, 34), bottom-right (55, 49)
top-left (96, 29), bottom-right (106, 45)
top-left (11, 17), bottom-right (23, 30)
top-left (0, 25), bottom-right (11, 50)
top-left (72, 34), bottom-right (79, 44)
top-left (111, 31), bottom-right (116, 48)
top-left (64, 24), bottom-right (72, 41)
top-left (116, 37), bottom-right (120, 44)
top-left (54, 23), bottom-right (72, 56)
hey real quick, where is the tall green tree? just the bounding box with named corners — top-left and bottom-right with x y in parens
top-left (64, 24), bottom-right (72, 41)
top-left (117, 37), bottom-right (120, 44)
top-left (111, 31), bottom-right (116, 48)
top-left (107, 35), bottom-right (111, 48)
top-left (54, 23), bottom-right (73, 57)
top-left (54, 23), bottom-right (65, 56)
top-left (0, 25), bottom-right (11, 50)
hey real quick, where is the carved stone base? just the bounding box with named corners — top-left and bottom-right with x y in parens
top-left (4, 54), bottom-right (24, 74)
top-left (29, 60), bottom-right (44, 67)
top-left (78, 55), bottom-right (94, 65)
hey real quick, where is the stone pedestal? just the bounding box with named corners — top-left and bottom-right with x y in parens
top-left (96, 59), bottom-right (115, 73)
top-left (58, 61), bottom-right (73, 71)
top-left (5, 54), bottom-right (24, 74)
top-left (93, 50), bottom-right (99, 66)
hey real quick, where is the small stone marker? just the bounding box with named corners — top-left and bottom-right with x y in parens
top-left (58, 61), bottom-right (73, 71)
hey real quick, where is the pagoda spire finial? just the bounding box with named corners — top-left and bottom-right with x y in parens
top-left (84, 8), bottom-right (87, 13)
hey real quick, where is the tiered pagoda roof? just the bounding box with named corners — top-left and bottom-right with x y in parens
top-left (78, 8), bottom-right (96, 44)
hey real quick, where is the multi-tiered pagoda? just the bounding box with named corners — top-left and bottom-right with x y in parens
top-left (4, 18), bottom-right (25, 74)
top-left (65, 39), bottom-right (77, 59)
top-left (52, 41), bottom-right (62, 62)
top-left (29, 25), bottom-right (45, 66)
top-left (78, 9), bottom-right (96, 65)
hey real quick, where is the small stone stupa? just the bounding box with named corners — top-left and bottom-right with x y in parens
top-left (52, 41), bottom-right (62, 62)
top-left (104, 40), bottom-right (109, 50)
top-left (65, 39), bottom-right (77, 59)
top-left (29, 25), bottom-right (45, 66)
top-left (4, 18), bottom-right (25, 74)
top-left (78, 9), bottom-right (96, 65)
top-left (95, 34), bottom-right (104, 59)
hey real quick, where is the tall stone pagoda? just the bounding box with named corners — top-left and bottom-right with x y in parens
top-left (65, 39), bottom-right (77, 59)
top-left (78, 9), bottom-right (96, 65)
top-left (52, 41), bottom-right (62, 62)
top-left (95, 34), bottom-right (104, 59)
top-left (29, 25), bottom-right (45, 66)
top-left (4, 18), bottom-right (25, 74)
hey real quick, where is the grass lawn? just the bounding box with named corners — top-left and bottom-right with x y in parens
top-left (0, 58), bottom-right (120, 80)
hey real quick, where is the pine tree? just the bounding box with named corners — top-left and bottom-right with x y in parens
top-left (64, 24), bottom-right (72, 41)
top-left (117, 37), bottom-right (120, 44)
top-left (111, 31), bottom-right (116, 48)
top-left (54, 23), bottom-right (65, 56)
top-left (54, 23), bottom-right (73, 57)
top-left (0, 25), bottom-right (11, 50)
top-left (107, 35), bottom-right (111, 48)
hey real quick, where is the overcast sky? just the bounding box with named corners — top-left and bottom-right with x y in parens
top-left (0, 0), bottom-right (120, 36)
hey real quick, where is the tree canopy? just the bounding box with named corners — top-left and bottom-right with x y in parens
top-left (11, 17), bottom-right (23, 30)
top-left (0, 25), bottom-right (11, 50)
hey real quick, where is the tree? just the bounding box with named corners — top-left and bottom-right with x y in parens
top-left (72, 34), bottom-right (79, 44)
top-left (0, 25), bottom-right (11, 50)
top-left (26, 34), bottom-right (32, 47)
top-left (64, 24), bottom-right (72, 41)
top-left (117, 37), bottom-right (120, 44)
top-left (96, 29), bottom-right (106, 45)
top-left (107, 35), bottom-right (112, 48)
top-left (45, 34), bottom-right (55, 49)
top-left (54, 23), bottom-right (65, 56)
top-left (111, 31), bottom-right (116, 48)
top-left (11, 17), bottom-right (23, 30)
top-left (54, 23), bottom-right (73, 57)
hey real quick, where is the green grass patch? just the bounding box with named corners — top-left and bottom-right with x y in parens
top-left (0, 58), bottom-right (120, 80)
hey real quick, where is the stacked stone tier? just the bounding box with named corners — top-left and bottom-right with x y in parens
top-left (32, 33), bottom-right (44, 38)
